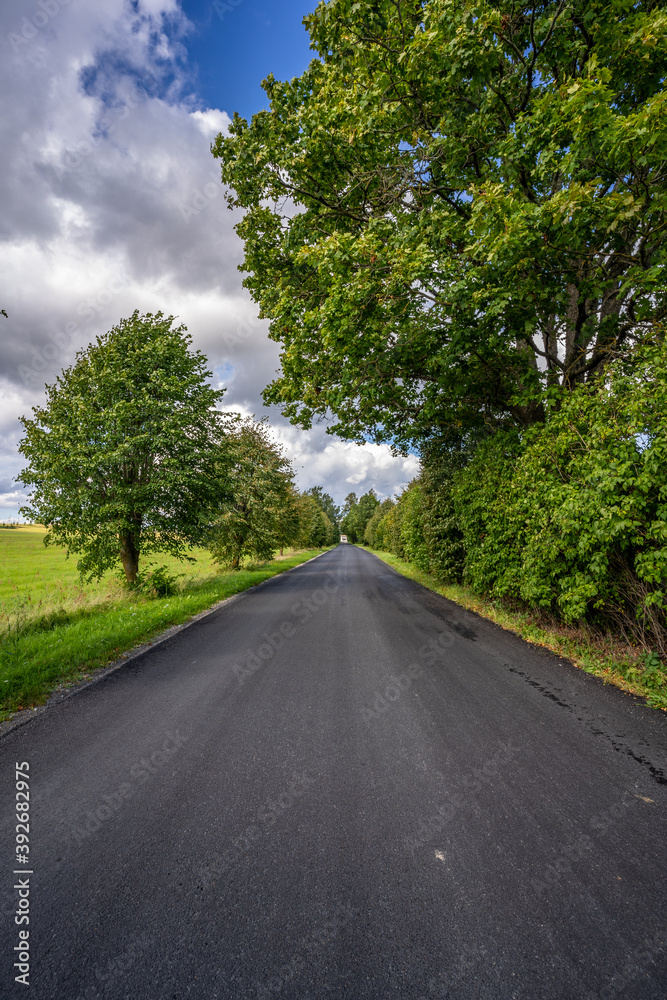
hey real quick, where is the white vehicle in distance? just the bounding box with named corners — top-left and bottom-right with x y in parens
top-left (340, 535), bottom-right (348, 543)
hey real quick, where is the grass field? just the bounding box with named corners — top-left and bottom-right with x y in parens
top-left (0, 526), bottom-right (329, 721)
top-left (370, 550), bottom-right (667, 711)
top-left (0, 523), bottom-right (220, 609)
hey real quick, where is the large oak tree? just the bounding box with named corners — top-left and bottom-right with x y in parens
top-left (213, 0), bottom-right (667, 449)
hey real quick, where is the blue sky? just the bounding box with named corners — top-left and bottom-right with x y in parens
top-left (180, 0), bottom-right (316, 120)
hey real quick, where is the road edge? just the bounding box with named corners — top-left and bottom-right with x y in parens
top-left (364, 546), bottom-right (666, 713)
top-left (0, 548), bottom-right (334, 740)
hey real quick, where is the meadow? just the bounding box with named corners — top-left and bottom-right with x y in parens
top-left (0, 525), bottom-right (327, 720)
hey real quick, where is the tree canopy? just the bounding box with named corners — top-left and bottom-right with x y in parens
top-left (208, 417), bottom-right (298, 568)
top-left (213, 0), bottom-right (667, 448)
top-left (304, 485), bottom-right (341, 528)
top-left (18, 311), bottom-right (228, 583)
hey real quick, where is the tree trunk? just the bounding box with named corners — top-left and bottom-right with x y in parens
top-left (544, 315), bottom-right (560, 389)
top-left (119, 530), bottom-right (140, 584)
top-left (510, 339), bottom-right (546, 425)
top-left (231, 551), bottom-right (241, 570)
top-left (564, 282), bottom-right (588, 387)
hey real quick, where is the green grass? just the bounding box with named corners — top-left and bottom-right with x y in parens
top-left (0, 524), bottom-right (221, 605)
top-left (0, 526), bottom-right (329, 720)
top-left (368, 549), bottom-right (667, 711)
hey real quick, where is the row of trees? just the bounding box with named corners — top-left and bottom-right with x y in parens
top-left (18, 312), bottom-right (339, 583)
top-left (363, 343), bottom-right (667, 655)
top-left (339, 490), bottom-right (381, 545)
top-left (208, 426), bottom-right (339, 568)
top-left (213, 0), bottom-right (667, 654)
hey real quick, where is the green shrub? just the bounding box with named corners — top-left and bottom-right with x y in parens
top-left (453, 342), bottom-right (667, 653)
top-left (364, 499), bottom-right (395, 548)
top-left (133, 564), bottom-right (182, 598)
top-left (452, 430), bottom-right (526, 598)
top-left (419, 454), bottom-right (466, 583)
top-left (398, 481), bottom-right (428, 570)
top-left (381, 494), bottom-right (406, 558)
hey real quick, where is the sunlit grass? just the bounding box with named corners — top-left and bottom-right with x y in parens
top-left (0, 524), bottom-right (219, 618)
top-left (0, 526), bottom-right (329, 720)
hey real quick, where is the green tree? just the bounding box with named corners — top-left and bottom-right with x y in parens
top-left (304, 494), bottom-right (336, 546)
top-left (340, 489), bottom-right (380, 542)
top-left (356, 489), bottom-right (380, 542)
top-left (275, 483), bottom-right (305, 555)
top-left (18, 311), bottom-right (227, 584)
top-left (364, 498), bottom-right (395, 548)
top-left (377, 497), bottom-right (407, 559)
top-left (305, 486), bottom-right (341, 529)
top-left (213, 0), bottom-right (667, 448)
top-left (340, 492), bottom-right (359, 542)
top-left (208, 418), bottom-right (295, 568)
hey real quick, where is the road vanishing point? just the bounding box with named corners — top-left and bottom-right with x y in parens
top-left (1, 544), bottom-right (666, 999)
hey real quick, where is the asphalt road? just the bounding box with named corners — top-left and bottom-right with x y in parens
top-left (1, 544), bottom-right (666, 999)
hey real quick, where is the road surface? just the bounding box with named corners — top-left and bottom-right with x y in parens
top-left (1, 544), bottom-right (666, 998)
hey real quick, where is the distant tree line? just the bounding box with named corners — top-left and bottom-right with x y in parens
top-left (207, 428), bottom-right (339, 569)
top-left (339, 491), bottom-right (380, 545)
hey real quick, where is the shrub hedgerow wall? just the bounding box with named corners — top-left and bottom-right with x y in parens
top-left (367, 343), bottom-right (667, 654)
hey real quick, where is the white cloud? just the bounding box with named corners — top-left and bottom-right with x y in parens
top-left (270, 422), bottom-right (421, 506)
top-left (0, 0), bottom-right (419, 519)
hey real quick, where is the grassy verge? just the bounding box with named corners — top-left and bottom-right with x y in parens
top-left (369, 549), bottom-right (667, 711)
top-left (0, 545), bottom-right (329, 720)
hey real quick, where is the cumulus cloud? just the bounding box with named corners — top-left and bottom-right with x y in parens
top-left (0, 0), bottom-right (420, 519)
top-left (272, 422), bottom-right (420, 504)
